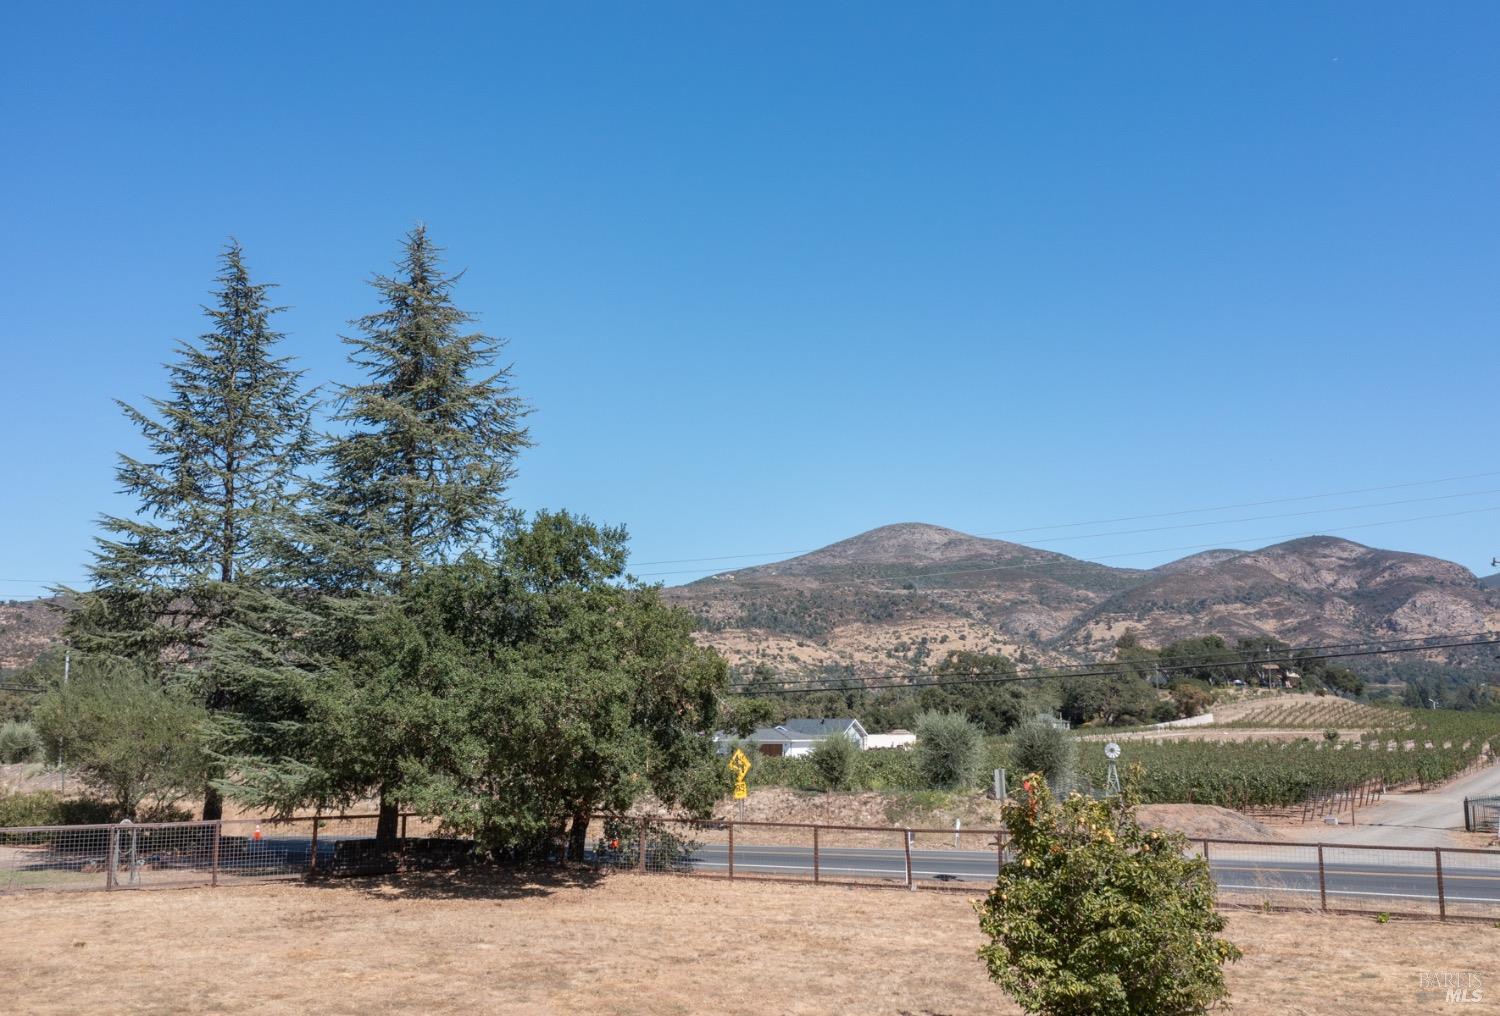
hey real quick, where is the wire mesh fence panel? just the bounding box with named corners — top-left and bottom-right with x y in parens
top-left (1438, 849), bottom-right (1500, 920)
top-left (676, 819), bottom-right (731, 878)
top-left (649, 819), bottom-right (728, 878)
top-left (1465, 797), bottom-right (1500, 833)
top-left (0, 821), bottom-right (218, 894)
top-left (1320, 846), bottom-right (1442, 918)
top-left (1201, 841), bottom-right (1324, 911)
top-left (588, 815), bottom-right (645, 872)
top-left (715, 821), bottom-right (815, 883)
top-left (215, 818), bottom-right (321, 883)
top-left (812, 826), bottom-right (910, 887)
top-left (908, 828), bottom-right (1003, 890)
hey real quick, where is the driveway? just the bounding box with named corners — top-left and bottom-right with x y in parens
top-left (1285, 762), bottom-right (1500, 847)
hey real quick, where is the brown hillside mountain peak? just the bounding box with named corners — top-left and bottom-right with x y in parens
top-left (660, 526), bottom-right (1499, 678)
top-left (725, 523), bottom-right (1059, 577)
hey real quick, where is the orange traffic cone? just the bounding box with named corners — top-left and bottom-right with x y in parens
top-left (252, 824), bottom-right (262, 841)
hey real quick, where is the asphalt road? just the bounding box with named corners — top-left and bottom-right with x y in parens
top-left (681, 843), bottom-right (1500, 907)
top-left (247, 833), bottom-right (1499, 911)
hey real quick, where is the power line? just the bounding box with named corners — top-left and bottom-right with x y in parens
top-left (639, 503), bottom-right (1500, 579)
top-left (8, 473), bottom-right (1498, 590)
top-left (729, 636), bottom-right (1500, 696)
top-left (628, 469), bottom-right (1500, 568)
top-left (991, 487), bottom-right (1500, 546)
top-left (726, 632), bottom-right (1500, 695)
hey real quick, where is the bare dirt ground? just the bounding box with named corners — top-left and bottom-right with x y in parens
top-left (1135, 804), bottom-right (1278, 840)
top-left (628, 790), bottom-right (1279, 847)
top-left (0, 763), bottom-right (63, 795)
top-left (1, 872), bottom-right (1494, 1015)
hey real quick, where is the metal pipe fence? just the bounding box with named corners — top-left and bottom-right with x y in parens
top-left (5, 813), bottom-right (1498, 921)
top-left (582, 816), bottom-right (1500, 920)
top-left (0, 813), bottom-right (455, 894)
top-left (1463, 795), bottom-right (1500, 833)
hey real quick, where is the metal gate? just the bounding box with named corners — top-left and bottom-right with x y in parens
top-left (1463, 795), bottom-right (1500, 833)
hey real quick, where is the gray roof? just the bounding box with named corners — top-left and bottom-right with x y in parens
top-left (720, 718), bottom-right (862, 743)
top-left (780, 718), bottom-right (860, 737)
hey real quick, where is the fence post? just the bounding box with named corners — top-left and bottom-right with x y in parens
top-left (727, 821), bottom-right (734, 880)
top-left (210, 821), bottom-right (221, 887)
top-left (812, 825), bottom-right (820, 883)
top-left (401, 813), bottom-right (408, 841)
top-left (637, 816), bottom-right (647, 872)
top-left (996, 830), bottom-right (1004, 875)
top-left (308, 815), bottom-right (320, 877)
top-left (1435, 849), bottom-right (1447, 921)
top-left (106, 824), bottom-right (120, 890)
top-left (904, 829), bottom-right (913, 890)
top-left (1316, 845), bottom-right (1327, 912)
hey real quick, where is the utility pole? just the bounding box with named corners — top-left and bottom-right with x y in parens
top-left (58, 649), bottom-right (68, 794)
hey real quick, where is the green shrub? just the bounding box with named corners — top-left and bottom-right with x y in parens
top-left (809, 733), bottom-right (858, 791)
top-left (857, 746), bottom-right (923, 791)
top-left (1169, 681), bottom-right (1214, 719)
top-left (1008, 722), bottom-right (1076, 791)
top-left (0, 791), bottom-right (117, 827)
top-left (914, 710), bottom-right (983, 790)
top-left (0, 720), bottom-right (43, 763)
top-left (976, 775), bottom-right (1240, 1014)
top-left (32, 662), bottom-right (208, 818)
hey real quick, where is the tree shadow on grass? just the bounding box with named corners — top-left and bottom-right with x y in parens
top-left (305, 863), bottom-right (607, 903)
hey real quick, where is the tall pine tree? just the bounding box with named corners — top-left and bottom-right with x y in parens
top-left (68, 241), bottom-right (313, 819)
top-left (296, 225), bottom-right (530, 836)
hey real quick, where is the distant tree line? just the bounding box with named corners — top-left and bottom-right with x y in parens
top-left (726, 628), bottom-right (1402, 735)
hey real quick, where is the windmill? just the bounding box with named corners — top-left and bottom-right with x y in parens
top-left (1104, 741), bottom-right (1122, 797)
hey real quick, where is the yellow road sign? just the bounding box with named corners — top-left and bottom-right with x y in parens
top-left (728, 748), bottom-right (752, 799)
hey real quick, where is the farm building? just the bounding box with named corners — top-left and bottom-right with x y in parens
top-left (1256, 664), bottom-right (1302, 688)
top-left (864, 729), bottom-right (917, 750)
top-left (714, 718), bottom-right (868, 757)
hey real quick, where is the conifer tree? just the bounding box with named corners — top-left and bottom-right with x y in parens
top-left (67, 242), bottom-right (313, 818)
top-left (298, 225), bottom-right (531, 596)
top-left (293, 225), bottom-right (530, 837)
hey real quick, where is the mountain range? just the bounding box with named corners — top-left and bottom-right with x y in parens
top-left (662, 523), bottom-right (1500, 677)
top-left (3, 525), bottom-right (1495, 679)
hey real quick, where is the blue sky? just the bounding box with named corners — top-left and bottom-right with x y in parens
top-left (2, 2), bottom-right (1498, 598)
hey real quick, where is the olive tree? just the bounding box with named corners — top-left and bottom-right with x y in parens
top-left (33, 658), bottom-right (209, 819)
top-left (914, 710), bottom-right (983, 790)
top-left (809, 730), bottom-right (858, 791)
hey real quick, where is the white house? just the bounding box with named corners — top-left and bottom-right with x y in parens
top-left (714, 718), bottom-right (868, 758)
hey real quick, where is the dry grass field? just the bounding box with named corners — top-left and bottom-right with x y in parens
top-left (2, 871), bottom-right (1496, 1015)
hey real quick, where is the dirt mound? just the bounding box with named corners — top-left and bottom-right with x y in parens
top-left (635, 787), bottom-right (1008, 829)
top-left (647, 791), bottom-right (1278, 842)
top-left (1136, 803), bottom-right (1278, 841)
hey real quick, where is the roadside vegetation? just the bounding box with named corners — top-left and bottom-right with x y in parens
top-left (978, 774), bottom-right (1239, 1014)
top-left (739, 702), bottom-right (1499, 810)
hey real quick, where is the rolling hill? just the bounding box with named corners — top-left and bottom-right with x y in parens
top-left (0, 598), bottom-right (67, 671)
top-left (2, 528), bottom-right (1495, 680)
top-left (662, 524), bottom-right (1500, 676)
